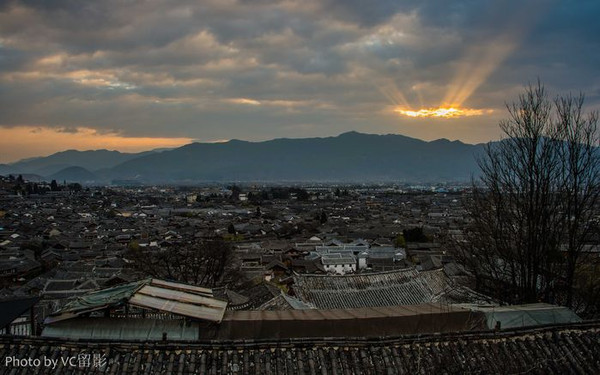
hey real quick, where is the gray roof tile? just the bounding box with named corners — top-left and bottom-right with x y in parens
top-left (1, 322), bottom-right (598, 374)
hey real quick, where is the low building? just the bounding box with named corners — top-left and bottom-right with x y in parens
top-left (43, 278), bottom-right (228, 341)
top-left (321, 253), bottom-right (357, 274)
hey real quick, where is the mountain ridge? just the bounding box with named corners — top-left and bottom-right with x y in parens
top-left (4, 132), bottom-right (485, 183)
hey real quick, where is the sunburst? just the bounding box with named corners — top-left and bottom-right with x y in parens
top-left (394, 107), bottom-right (487, 118)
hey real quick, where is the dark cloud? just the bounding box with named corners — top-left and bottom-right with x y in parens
top-left (0, 0), bottom-right (598, 153)
top-left (0, 46), bottom-right (37, 71)
top-left (320, 0), bottom-right (410, 27)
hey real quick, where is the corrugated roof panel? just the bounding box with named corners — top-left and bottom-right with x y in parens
top-left (150, 279), bottom-right (213, 297)
top-left (45, 279), bottom-right (228, 325)
top-left (44, 307), bottom-right (107, 325)
top-left (129, 294), bottom-right (227, 322)
top-left (460, 303), bottom-right (582, 329)
top-left (58, 279), bottom-right (148, 313)
top-left (137, 285), bottom-right (227, 309)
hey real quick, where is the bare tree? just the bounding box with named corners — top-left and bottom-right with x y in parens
top-left (554, 93), bottom-right (600, 307)
top-left (456, 82), bottom-right (599, 306)
top-left (128, 237), bottom-right (239, 287)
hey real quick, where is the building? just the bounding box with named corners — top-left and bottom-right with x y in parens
top-left (321, 253), bottom-right (357, 274)
top-left (42, 278), bottom-right (228, 341)
top-left (292, 268), bottom-right (495, 309)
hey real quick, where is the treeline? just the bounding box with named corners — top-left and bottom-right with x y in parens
top-left (3, 175), bottom-right (82, 195)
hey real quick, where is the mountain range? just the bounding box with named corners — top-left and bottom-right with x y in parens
top-left (2, 132), bottom-right (486, 184)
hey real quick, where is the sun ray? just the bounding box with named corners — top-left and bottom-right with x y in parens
top-left (383, 2), bottom-right (545, 121)
top-left (394, 107), bottom-right (490, 118)
top-left (376, 82), bottom-right (412, 110)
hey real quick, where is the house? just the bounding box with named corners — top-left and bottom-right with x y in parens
top-left (366, 246), bottom-right (406, 271)
top-left (264, 259), bottom-right (288, 281)
top-left (290, 259), bottom-right (325, 274)
top-left (321, 253), bottom-right (357, 274)
top-left (315, 244), bottom-right (369, 255)
top-left (0, 252), bottom-right (42, 283)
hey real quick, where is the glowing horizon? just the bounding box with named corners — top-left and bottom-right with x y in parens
top-left (394, 106), bottom-right (491, 118)
top-left (0, 126), bottom-right (195, 163)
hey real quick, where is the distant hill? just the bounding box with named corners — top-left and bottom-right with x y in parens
top-left (0, 164), bottom-right (15, 176)
top-left (4, 132), bottom-right (487, 183)
top-left (48, 166), bottom-right (97, 183)
top-left (108, 132), bottom-right (485, 183)
top-left (9, 149), bottom-right (155, 176)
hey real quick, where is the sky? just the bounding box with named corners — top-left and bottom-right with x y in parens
top-left (1, 0), bottom-right (599, 163)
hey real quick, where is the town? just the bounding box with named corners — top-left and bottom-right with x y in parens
top-left (0, 177), bottom-right (475, 313)
top-left (1, 167), bottom-right (599, 373)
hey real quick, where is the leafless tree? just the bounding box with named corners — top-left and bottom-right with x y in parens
top-left (456, 82), bottom-right (599, 307)
top-left (128, 237), bottom-right (239, 287)
top-left (553, 93), bottom-right (600, 307)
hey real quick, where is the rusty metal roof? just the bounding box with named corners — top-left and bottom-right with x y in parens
top-left (149, 279), bottom-right (214, 297)
top-left (45, 279), bottom-right (228, 324)
top-left (130, 285), bottom-right (228, 323)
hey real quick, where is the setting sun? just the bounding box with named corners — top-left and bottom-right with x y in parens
top-left (394, 107), bottom-right (490, 118)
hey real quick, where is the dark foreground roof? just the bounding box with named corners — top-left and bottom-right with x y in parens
top-left (2, 321), bottom-right (599, 374)
top-left (216, 303), bottom-right (484, 340)
top-left (41, 304), bottom-right (484, 341)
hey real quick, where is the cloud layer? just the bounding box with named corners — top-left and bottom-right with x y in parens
top-left (1, 0), bottom-right (599, 161)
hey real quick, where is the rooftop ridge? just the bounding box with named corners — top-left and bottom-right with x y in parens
top-left (1, 320), bottom-right (598, 347)
top-left (293, 266), bottom-right (424, 278)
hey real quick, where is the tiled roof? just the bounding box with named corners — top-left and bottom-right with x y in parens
top-left (321, 253), bottom-right (356, 265)
top-left (1, 321), bottom-right (598, 374)
top-left (292, 268), bottom-right (449, 309)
